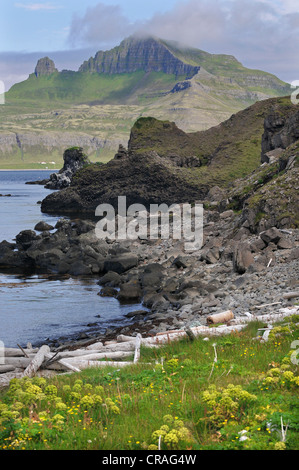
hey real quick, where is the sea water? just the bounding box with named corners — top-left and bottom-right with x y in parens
top-left (0, 171), bottom-right (141, 347)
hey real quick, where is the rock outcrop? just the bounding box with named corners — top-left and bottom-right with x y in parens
top-left (41, 149), bottom-right (206, 216)
top-left (34, 57), bottom-right (58, 77)
top-left (261, 104), bottom-right (299, 163)
top-left (45, 147), bottom-right (90, 190)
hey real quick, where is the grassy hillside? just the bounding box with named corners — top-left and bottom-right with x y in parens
top-left (162, 39), bottom-right (291, 95)
top-left (129, 96), bottom-right (297, 189)
top-left (0, 317), bottom-right (298, 450)
top-left (7, 71), bottom-right (181, 105)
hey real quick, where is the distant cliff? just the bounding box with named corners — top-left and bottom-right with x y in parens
top-left (79, 36), bottom-right (200, 78)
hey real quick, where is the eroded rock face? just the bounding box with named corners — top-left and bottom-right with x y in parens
top-left (45, 147), bottom-right (90, 190)
top-left (79, 36), bottom-right (200, 78)
top-left (261, 106), bottom-right (299, 163)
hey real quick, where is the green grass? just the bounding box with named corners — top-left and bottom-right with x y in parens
top-left (7, 71), bottom-right (179, 105)
top-left (1, 316), bottom-right (298, 450)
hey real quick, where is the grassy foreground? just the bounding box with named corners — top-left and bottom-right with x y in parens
top-left (0, 317), bottom-right (298, 451)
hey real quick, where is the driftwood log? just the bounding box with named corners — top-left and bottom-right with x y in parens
top-left (283, 291), bottom-right (299, 300)
top-left (22, 345), bottom-right (50, 378)
top-left (44, 353), bottom-right (81, 373)
top-left (207, 310), bottom-right (234, 325)
top-left (0, 306), bottom-right (298, 389)
top-left (134, 334), bottom-right (142, 363)
top-left (0, 365), bottom-right (16, 374)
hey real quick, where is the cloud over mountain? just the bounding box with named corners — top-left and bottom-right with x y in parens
top-left (68, 0), bottom-right (299, 83)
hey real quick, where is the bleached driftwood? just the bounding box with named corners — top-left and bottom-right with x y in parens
top-left (283, 291), bottom-right (299, 300)
top-left (3, 357), bottom-right (31, 368)
top-left (22, 345), bottom-right (50, 378)
top-left (156, 329), bottom-right (185, 336)
top-left (134, 334), bottom-right (142, 363)
top-left (207, 310), bottom-right (234, 325)
top-left (86, 341), bottom-right (103, 350)
top-left (46, 349), bottom-right (114, 359)
top-left (230, 307), bottom-right (299, 325)
top-left (117, 334), bottom-right (136, 343)
top-left (3, 347), bottom-right (37, 357)
top-left (4, 353), bottom-right (80, 373)
top-left (2, 306), bottom-right (298, 385)
top-left (142, 324), bottom-right (248, 346)
top-left (64, 351), bottom-right (133, 362)
top-left (60, 360), bottom-right (135, 370)
top-left (0, 371), bottom-right (23, 389)
top-left (104, 341), bottom-right (136, 352)
top-left (253, 302), bottom-right (282, 310)
top-left (0, 365), bottom-right (16, 373)
top-left (44, 353), bottom-right (81, 373)
top-left (261, 326), bottom-right (273, 342)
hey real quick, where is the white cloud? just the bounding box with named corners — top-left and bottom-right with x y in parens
top-left (67, 0), bottom-right (299, 82)
top-left (68, 3), bottom-right (137, 49)
top-left (256, 0), bottom-right (299, 16)
top-left (14, 2), bottom-right (62, 11)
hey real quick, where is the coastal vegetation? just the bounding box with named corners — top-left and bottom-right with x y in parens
top-left (0, 317), bottom-right (298, 450)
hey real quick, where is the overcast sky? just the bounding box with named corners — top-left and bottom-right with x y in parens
top-left (1, 0), bottom-right (298, 90)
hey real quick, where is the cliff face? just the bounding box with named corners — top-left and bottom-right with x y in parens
top-left (261, 106), bottom-right (299, 162)
top-left (0, 132), bottom-right (116, 164)
top-left (79, 37), bottom-right (200, 78)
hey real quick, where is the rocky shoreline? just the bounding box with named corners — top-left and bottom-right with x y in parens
top-left (1, 204), bottom-right (298, 351)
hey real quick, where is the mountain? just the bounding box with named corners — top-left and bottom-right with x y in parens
top-left (79, 36), bottom-right (200, 77)
top-left (1, 35), bottom-right (291, 169)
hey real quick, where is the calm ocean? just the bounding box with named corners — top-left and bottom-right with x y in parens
top-left (0, 171), bottom-right (141, 347)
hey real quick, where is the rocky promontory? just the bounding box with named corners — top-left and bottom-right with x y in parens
top-left (41, 147), bottom-right (207, 216)
top-left (45, 147), bottom-right (90, 190)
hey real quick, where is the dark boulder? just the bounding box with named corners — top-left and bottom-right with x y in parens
top-left (117, 280), bottom-right (142, 303)
top-left (15, 230), bottom-right (38, 251)
top-left (140, 263), bottom-right (165, 292)
top-left (232, 242), bottom-right (254, 274)
top-left (260, 227), bottom-right (282, 245)
top-left (34, 221), bottom-right (54, 232)
top-left (103, 254), bottom-right (138, 274)
top-left (98, 286), bottom-right (118, 298)
top-left (98, 271), bottom-right (122, 287)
